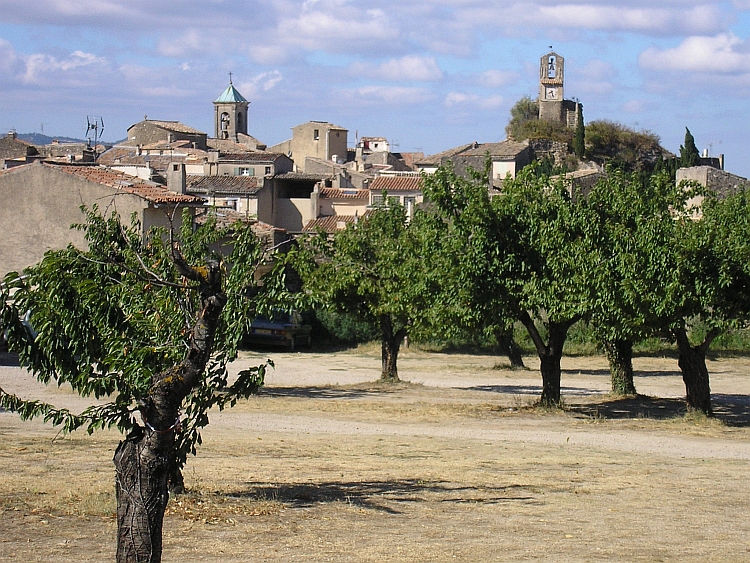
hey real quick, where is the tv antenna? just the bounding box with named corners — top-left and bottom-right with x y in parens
top-left (86, 116), bottom-right (104, 160)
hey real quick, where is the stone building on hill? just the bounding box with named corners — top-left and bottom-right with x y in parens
top-left (538, 51), bottom-right (581, 129)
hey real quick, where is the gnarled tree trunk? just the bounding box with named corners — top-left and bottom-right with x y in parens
top-left (380, 315), bottom-right (406, 382)
top-left (603, 338), bottom-right (636, 395)
top-left (114, 260), bottom-right (226, 563)
top-left (494, 325), bottom-right (525, 369)
top-left (674, 326), bottom-right (717, 415)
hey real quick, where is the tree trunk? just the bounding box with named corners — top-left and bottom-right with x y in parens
top-left (494, 326), bottom-right (525, 369)
top-left (603, 338), bottom-right (636, 395)
top-left (674, 327), bottom-right (715, 415)
top-left (539, 353), bottom-right (562, 406)
top-left (518, 311), bottom-right (572, 407)
top-left (114, 260), bottom-right (226, 563)
top-left (380, 315), bottom-right (406, 382)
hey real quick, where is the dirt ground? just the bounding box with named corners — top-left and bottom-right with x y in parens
top-left (1, 347), bottom-right (749, 562)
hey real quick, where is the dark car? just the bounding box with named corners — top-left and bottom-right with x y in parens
top-left (245, 311), bottom-right (312, 351)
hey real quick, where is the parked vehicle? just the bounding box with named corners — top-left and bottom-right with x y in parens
top-left (244, 311), bottom-right (312, 351)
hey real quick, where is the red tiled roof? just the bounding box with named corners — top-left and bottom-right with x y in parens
top-left (186, 174), bottom-right (261, 195)
top-left (319, 188), bottom-right (369, 199)
top-left (137, 120), bottom-right (205, 135)
top-left (369, 176), bottom-right (423, 192)
top-left (303, 211), bottom-right (374, 233)
top-left (45, 163), bottom-right (203, 205)
top-left (218, 152), bottom-right (286, 163)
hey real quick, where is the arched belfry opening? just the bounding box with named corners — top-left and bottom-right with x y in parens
top-left (213, 74), bottom-right (249, 141)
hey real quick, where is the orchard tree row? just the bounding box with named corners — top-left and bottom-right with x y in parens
top-left (289, 162), bottom-right (750, 415)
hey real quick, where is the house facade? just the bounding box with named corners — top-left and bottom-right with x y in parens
top-left (0, 161), bottom-right (202, 276)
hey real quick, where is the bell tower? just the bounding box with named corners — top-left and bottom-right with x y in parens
top-left (539, 51), bottom-right (564, 123)
top-left (213, 73), bottom-right (249, 141)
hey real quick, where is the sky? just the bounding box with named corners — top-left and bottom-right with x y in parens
top-left (1, 0), bottom-right (750, 175)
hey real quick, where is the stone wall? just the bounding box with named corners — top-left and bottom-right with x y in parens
top-left (528, 139), bottom-right (569, 166)
top-left (676, 166), bottom-right (747, 197)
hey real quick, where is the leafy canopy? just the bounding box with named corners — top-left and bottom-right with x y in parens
top-left (0, 207), bottom-right (273, 468)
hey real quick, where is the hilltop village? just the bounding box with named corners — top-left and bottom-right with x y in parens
top-left (0, 51), bottom-right (744, 276)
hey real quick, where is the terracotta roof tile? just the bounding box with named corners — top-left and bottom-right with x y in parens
top-left (45, 163), bottom-right (203, 205)
top-left (141, 120), bottom-right (205, 135)
top-left (186, 174), bottom-right (261, 195)
top-left (460, 140), bottom-right (529, 158)
top-left (319, 188), bottom-right (369, 199)
top-left (369, 176), bottom-right (423, 192)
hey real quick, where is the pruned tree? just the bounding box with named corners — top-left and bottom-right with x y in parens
top-left (586, 169), bottom-right (680, 395)
top-left (495, 170), bottom-right (596, 405)
top-left (425, 162), bottom-right (595, 405)
top-left (668, 188), bottom-right (750, 413)
top-left (290, 203), bottom-right (438, 381)
top-left (0, 208), bottom-right (275, 563)
top-left (421, 162), bottom-right (525, 368)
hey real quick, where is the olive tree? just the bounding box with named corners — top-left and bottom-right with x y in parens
top-left (0, 208), bottom-right (274, 563)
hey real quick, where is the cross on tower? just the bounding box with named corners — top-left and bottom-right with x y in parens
top-left (228, 71), bottom-right (233, 84)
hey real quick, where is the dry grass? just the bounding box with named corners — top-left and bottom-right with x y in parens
top-left (1, 352), bottom-right (749, 562)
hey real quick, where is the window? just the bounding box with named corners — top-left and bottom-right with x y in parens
top-left (237, 167), bottom-right (254, 176)
top-left (265, 166), bottom-right (272, 176)
top-left (313, 129), bottom-right (319, 140)
top-left (371, 194), bottom-right (384, 206)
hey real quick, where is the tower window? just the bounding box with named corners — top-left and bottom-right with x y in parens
top-left (314, 129), bottom-right (319, 141)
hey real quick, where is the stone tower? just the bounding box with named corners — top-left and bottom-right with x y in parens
top-left (214, 76), bottom-right (249, 141)
top-left (539, 51), bottom-right (564, 123)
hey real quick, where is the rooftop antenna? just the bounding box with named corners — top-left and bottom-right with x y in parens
top-left (86, 116), bottom-right (105, 161)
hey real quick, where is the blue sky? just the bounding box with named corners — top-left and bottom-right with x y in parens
top-left (1, 0), bottom-right (750, 175)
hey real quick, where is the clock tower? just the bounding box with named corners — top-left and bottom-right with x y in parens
top-left (539, 51), bottom-right (564, 123)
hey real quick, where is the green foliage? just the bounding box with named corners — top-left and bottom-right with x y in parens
top-left (585, 169), bottom-right (682, 346)
top-left (585, 120), bottom-right (665, 172)
top-left (573, 104), bottom-right (585, 158)
top-left (315, 309), bottom-right (380, 344)
top-left (506, 96), bottom-right (539, 140)
top-left (679, 127), bottom-right (700, 168)
top-left (0, 207), bottom-right (273, 471)
top-left (288, 203), bottom-right (441, 377)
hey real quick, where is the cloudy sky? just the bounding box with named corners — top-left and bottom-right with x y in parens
top-left (1, 0), bottom-right (749, 174)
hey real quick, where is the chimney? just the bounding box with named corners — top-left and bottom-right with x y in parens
top-left (166, 162), bottom-right (187, 194)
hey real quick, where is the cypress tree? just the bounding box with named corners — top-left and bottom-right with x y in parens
top-left (679, 127), bottom-right (700, 167)
top-left (573, 103), bottom-right (585, 158)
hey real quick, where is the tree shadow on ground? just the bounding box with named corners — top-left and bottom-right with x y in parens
top-left (228, 479), bottom-right (538, 514)
top-left (260, 383), bottom-right (414, 400)
top-left (567, 394), bottom-right (750, 427)
top-left (561, 368), bottom-right (683, 378)
top-left (468, 384), bottom-right (605, 397)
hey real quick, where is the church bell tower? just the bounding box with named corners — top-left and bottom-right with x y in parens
top-left (214, 74), bottom-right (249, 141)
top-left (539, 51), bottom-right (564, 123)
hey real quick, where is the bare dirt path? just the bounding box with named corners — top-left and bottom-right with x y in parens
top-left (1, 348), bottom-right (749, 562)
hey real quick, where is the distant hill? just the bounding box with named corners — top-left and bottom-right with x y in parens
top-left (16, 133), bottom-right (124, 146)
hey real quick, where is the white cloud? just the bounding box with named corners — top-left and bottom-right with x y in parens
top-left (277, 8), bottom-right (398, 51)
top-left (623, 99), bottom-right (648, 113)
top-left (21, 50), bottom-right (106, 85)
top-left (237, 71), bottom-right (283, 98)
top-left (478, 69), bottom-right (518, 88)
top-left (444, 92), bottom-right (504, 109)
top-left (534, 4), bottom-right (724, 34)
top-left (639, 33), bottom-right (750, 73)
top-left (349, 56), bottom-right (443, 82)
top-left (347, 85), bottom-right (433, 105)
